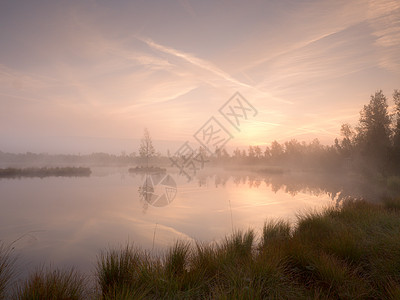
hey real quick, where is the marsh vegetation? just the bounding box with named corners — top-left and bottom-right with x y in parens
top-left (0, 167), bottom-right (91, 178)
top-left (2, 198), bottom-right (400, 299)
top-left (1, 90), bottom-right (400, 299)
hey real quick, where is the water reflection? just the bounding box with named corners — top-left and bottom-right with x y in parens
top-left (138, 173), bottom-right (177, 212)
top-left (1, 168), bottom-right (371, 281)
top-left (194, 170), bottom-right (386, 206)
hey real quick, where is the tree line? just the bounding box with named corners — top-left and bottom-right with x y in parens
top-left (1, 90), bottom-right (398, 175)
top-left (214, 90), bottom-right (400, 175)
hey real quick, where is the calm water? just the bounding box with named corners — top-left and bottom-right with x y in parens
top-left (0, 167), bottom-right (337, 278)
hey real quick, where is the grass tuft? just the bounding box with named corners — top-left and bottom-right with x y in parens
top-left (0, 243), bottom-right (15, 300)
top-left (16, 267), bottom-right (86, 300)
top-left (4, 197), bottom-right (400, 299)
top-left (93, 199), bottom-right (400, 298)
top-left (164, 241), bottom-right (190, 276)
top-left (96, 243), bottom-right (153, 299)
top-left (221, 229), bottom-right (254, 262)
top-left (261, 219), bottom-right (291, 247)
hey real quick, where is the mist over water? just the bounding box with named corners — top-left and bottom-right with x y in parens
top-left (1, 163), bottom-right (385, 281)
top-left (0, 168), bottom-right (330, 274)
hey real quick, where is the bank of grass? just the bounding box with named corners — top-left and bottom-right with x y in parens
top-left (15, 267), bottom-right (88, 300)
top-left (96, 198), bottom-right (400, 299)
top-left (6, 197), bottom-right (400, 299)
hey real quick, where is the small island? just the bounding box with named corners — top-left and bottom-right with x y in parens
top-left (0, 167), bottom-right (91, 178)
top-left (128, 128), bottom-right (166, 174)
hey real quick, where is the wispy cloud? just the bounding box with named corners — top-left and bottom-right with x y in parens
top-left (1, 0), bottom-right (399, 152)
top-left (137, 37), bottom-right (295, 107)
top-left (367, 0), bottom-right (400, 72)
top-left (140, 37), bottom-right (251, 88)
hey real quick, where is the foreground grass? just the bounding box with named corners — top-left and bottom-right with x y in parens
top-left (15, 268), bottom-right (88, 300)
top-left (96, 198), bottom-right (400, 299)
top-left (5, 197), bottom-right (400, 299)
top-left (0, 244), bottom-right (15, 300)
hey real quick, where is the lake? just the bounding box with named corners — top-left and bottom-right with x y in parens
top-left (0, 167), bottom-right (346, 279)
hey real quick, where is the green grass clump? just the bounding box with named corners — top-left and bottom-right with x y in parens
top-left (16, 267), bottom-right (87, 300)
top-left (95, 198), bottom-right (400, 299)
top-left (96, 244), bottom-right (155, 299)
top-left (0, 244), bottom-right (15, 300)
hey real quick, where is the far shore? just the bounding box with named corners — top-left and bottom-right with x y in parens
top-left (0, 167), bottom-right (92, 178)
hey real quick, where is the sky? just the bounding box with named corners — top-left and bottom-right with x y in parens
top-left (0, 0), bottom-right (399, 154)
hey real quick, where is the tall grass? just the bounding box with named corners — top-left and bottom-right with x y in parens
top-left (3, 197), bottom-right (400, 299)
top-left (96, 244), bottom-right (155, 299)
top-left (0, 243), bottom-right (15, 300)
top-left (95, 198), bottom-right (400, 299)
top-left (15, 267), bottom-right (87, 300)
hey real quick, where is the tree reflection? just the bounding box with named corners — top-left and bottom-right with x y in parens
top-left (194, 170), bottom-right (388, 205)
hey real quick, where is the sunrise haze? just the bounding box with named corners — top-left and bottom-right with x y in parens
top-left (1, 0), bottom-right (399, 154)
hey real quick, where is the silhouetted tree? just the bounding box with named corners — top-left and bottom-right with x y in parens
top-left (198, 146), bottom-right (209, 159)
top-left (264, 146), bottom-right (271, 160)
top-left (335, 124), bottom-right (354, 157)
top-left (233, 147), bottom-right (241, 158)
top-left (270, 141), bottom-right (283, 163)
top-left (355, 90), bottom-right (391, 169)
top-left (248, 146), bottom-right (255, 162)
top-left (221, 148), bottom-right (230, 161)
top-left (284, 139), bottom-right (303, 163)
top-left (391, 90), bottom-right (400, 168)
top-left (393, 90), bottom-right (400, 149)
top-left (215, 90), bottom-right (399, 173)
top-left (254, 146), bottom-right (262, 159)
top-left (139, 128), bottom-right (156, 166)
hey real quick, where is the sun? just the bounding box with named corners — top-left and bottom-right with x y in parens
top-left (232, 121), bottom-right (279, 146)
